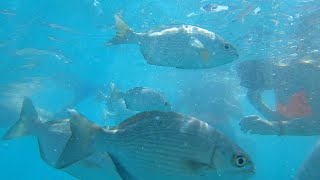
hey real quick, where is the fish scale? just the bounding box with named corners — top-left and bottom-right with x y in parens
top-left (141, 34), bottom-right (188, 65)
top-left (114, 145), bottom-right (212, 178)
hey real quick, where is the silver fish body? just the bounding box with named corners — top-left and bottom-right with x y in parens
top-left (123, 87), bottom-right (171, 112)
top-left (295, 142), bottom-right (320, 180)
top-left (107, 15), bottom-right (239, 69)
top-left (107, 82), bottom-right (171, 112)
top-left (57, 111), bottom-right (255, 180)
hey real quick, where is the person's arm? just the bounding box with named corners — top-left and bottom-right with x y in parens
top-left (275, 118), bottom-right (320, 136)
top-left (240, 116), bottom-right (320, 136)
top-left (247, 90), bottom-right (286, 121)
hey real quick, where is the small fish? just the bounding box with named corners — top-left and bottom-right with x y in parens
top-left (16, 48), bottom-right (52, 56)
top-left (276, 91), bottom-right (312, 118)
top-left (2, 97), bottom-right (118, 180)
top-left (55, 110), bottom-right (255, 180)
top-left (48, 23), bottom-right (74, 33)
top-left (232, 3), bottom-right (258, 22)
top-left (106, 15), bottom-right (238, 69)
top-left (15, 48), bottom-right (70, 63)
top-left (105, 82), bottom-right (171, 112)
top-left (200, 3), bottom-right (229, 13)
top-left (0, 9), bottom-right (16, 16)
top-left (48, 36), bottom-right (63, 42)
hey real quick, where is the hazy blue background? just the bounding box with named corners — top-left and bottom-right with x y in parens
top-left (0, 0), bottom-right (319, 179)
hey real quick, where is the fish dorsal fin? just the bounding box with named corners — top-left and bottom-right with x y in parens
top-left (116, 111), bottom-right (153, 129)
top-left (108, 153), bottom-right (138, 180)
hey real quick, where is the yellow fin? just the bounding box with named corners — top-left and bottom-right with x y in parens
top-left (106, 15), bottom-right (136, 45)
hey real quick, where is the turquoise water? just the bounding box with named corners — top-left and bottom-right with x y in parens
top-left (0, 0), bottom-right (319, 179)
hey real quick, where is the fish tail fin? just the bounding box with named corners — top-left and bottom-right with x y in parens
top-left (106, 82), bottom-right (124, 104)
top-left (95, 90), bottom-right (108, 103)
top-left (2, 97), bottom-right (39, 140)
top-left (55, 109), bottom-right (98, 169)
top-left (106, 14), bottom-right (138, 45)
top-left (103, 109), bottom-right (116, 119)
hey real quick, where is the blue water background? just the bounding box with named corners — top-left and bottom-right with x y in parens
top-left (0, 0), bottom-right (319, 179)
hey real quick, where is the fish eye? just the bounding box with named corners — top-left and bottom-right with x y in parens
top-left (233, 154), bottom-right (247, 168)
top-left (224, 44), bottom-right (230, 50)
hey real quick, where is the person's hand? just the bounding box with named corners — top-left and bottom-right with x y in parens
top-left (240, 115), bottom-right (278, 135)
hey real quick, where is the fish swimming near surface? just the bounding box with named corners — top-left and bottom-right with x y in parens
top-left (105, 82), bottom-right (171, 112)
top-left (2, 97), bottom-right (120, 180)
top-left (55, 110), bottom-right (255, 180)
top-left (200, 3), bottom-right (229, 13)
top-left (106, 15), bottom-right (239, 69)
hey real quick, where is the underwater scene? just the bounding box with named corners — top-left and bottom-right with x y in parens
top-left (0, 0), bottom-right (320, 179)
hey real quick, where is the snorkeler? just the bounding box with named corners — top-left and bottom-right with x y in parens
top-left (174, 71), bottom-right (243, 138)
top-left (237, 59), bottom-right (320, 135)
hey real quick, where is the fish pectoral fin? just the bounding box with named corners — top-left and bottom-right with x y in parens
top-left (175, 66), bottom-right (186, 69)
top-left (108, 153), bottom-right (138, 180)
top-left (199, 49), bottom-right (210, 61)
top-left (183, 160), bottom-right (214, 171)
top-left (140, 47), bottom-right (154, 64)
top-left (189, 37), bottom-right (204, 49)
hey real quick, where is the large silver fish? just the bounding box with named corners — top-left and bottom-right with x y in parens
top-left (2, 97), bottom-right (118, 180)
top-left (295, 142), bottom-right (320, 180)
top-left (105, 82), bottom-right (171, 112)
top-left (107, 15), bottom-right (239, 69)
top-left (56, 110), bottom-right (255, 180)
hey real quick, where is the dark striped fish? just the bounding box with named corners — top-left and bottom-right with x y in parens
top-left (106, 15), bottom-right (239, 69)
top-left (56, 110), bottom-right (255, 180)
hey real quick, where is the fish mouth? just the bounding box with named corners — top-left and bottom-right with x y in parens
top-left (233, 53), bottom-right (239, 58)
top-left (244, 166), bottom-right (256, 174)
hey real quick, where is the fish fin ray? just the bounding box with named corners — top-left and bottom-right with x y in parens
top-left (106, 14), bottom-right (136, 45)
top-left (95, 90), bottom-right (108, 103)
top-left (107, 82), bottom-right (125, 104)
top-left (140, 47), bottom-right (154, 64)
top-left (2, 97), bottom-right (39, 140)
top-left (55, 109), bottom-right (98, 169)
top-left (108, 153), bottom-right (138, 180)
